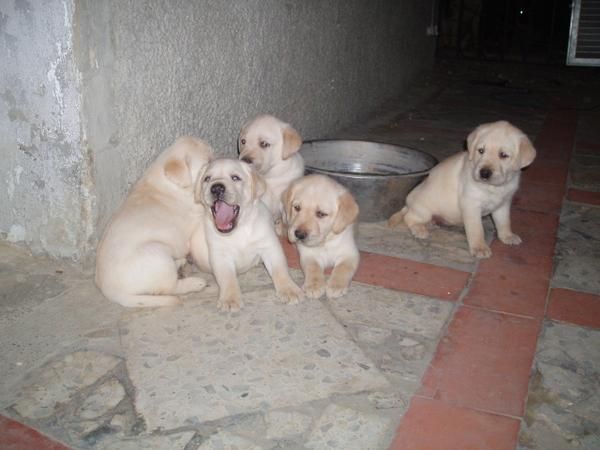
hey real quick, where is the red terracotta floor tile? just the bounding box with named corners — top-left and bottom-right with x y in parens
top-left (464, 231), bottom-right (553, 318)
top-left (0, 416), bottom-right (69, 450)
top-left (419, 306), bottom-right (540, 417)
top-left (533, 110), bottom-right (577, 161)
top-left (567, 188), bottom-right (600, 206)
top-left (354, 252), bottom-right (469, 301)
top-left (547, 288), bottom-right (600, 329)
top-left (282, 240), bottom-right (470, 301)
top-left (489, 209), bottom-right (558, 265)
top-left (510, 208), bottom-right (560, 239)
top-left (521, 160), bottom-right (568, 186)
top-left (513, 180), bottom-right (565, 215)
top-left (389, 397), bottom-right (520, 450)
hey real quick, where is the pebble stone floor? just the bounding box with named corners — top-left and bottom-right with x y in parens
top-left (1, 60), bottom-right (600, 449)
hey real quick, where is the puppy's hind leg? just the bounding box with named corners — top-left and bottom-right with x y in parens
top-left (403, 207), bottom-right (432, 239)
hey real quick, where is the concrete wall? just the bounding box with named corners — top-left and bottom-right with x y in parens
top-left (0, 0), bottom-right (92, 258)
top-left (1, 0), bottom-right (435, 260)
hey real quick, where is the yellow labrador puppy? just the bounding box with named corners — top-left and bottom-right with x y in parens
top-left (95, 137), bottom-right (213, 307)
top-left (190, 158), bottom-right (303, 312)
top-left (283, 175), bottom-right (360, 299)
top-left (388, 120), bottom-right (536, 258)
top-left (238, 114), bottom-right (304, 233)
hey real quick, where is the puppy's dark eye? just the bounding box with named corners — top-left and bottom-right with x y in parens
top-left (204, 175), bottom-right (211, 182)
top-left (499, 151), bottom-right (509, 159)
top-left (477, 148), bottom-right (485, 154)
top-left (240, 138), bottom-right (246, 145)
top-left (293, 204), bottom-right (301, 212)
top-left (316, 210), bottom-right (328, 218)
top-left (259, 140), bottom-right (270, 149)
top-left (231, 174), bottom-right (241, 182)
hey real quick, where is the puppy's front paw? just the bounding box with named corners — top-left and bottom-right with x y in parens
top-left (470, 244), bottom-right (492, 259)
top-left (276, 281), bottom-right (304, 305)
top-left (303, 280), bottom-right (326, 299)
top-left (499, 233), bottom-right (522, 246)
top-left (326, 279), bottom-right (350, 299)
top-left (409, 224), bottom-right (429, 239)
top-left (217, 294), bottom-right (243, 312)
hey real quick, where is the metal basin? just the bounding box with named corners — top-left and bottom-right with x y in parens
top-left (300, 139), bottom-right (437, 222)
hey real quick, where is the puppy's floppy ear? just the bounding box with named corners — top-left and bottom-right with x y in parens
top-left (281, 125), bottom-right (302, 160)
top-left (281, 183), bottom-right (296, 222)
top-left (518, 135), bottom-right (536, 168)
top-left (164, 154), bottom-right (192, 188)
top-left (332, 191), bottom-right (359, 234)
top-left (466, 124), bottom-right (486, 161)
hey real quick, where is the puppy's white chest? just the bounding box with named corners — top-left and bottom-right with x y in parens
top-left (471, 181), bottom-right (518, 216)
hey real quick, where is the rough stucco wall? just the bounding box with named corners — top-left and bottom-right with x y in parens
top-left (0, 0), bottom-right (92, 258)
top-left (80, 0), bottom-right (435, 244)
top-left (1, 0), bottom-right (434, 259)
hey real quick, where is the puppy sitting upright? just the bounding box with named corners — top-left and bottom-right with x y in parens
top-left (283, 175), bottom-right (360, 299)
top-left (388, 120), bottom-right (536, 258)
top-left (95, 137), bottom-right (213, 307)
top-left (190, 158), bottom-right (303, 312)
top-left (238, 114), bottom-right (304, 233)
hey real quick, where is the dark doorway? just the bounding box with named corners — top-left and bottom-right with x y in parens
top-left (437, 0), bottom-right (573, 64)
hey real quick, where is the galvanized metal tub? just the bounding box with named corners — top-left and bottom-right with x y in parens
top-left (300, 139), bottom-right (437, 222)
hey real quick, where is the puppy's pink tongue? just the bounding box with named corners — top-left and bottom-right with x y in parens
top-left (214, 200), bottom-right (236, 230)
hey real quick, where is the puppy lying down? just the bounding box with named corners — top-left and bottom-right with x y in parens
top-left (283, 174), bottom-right (360, 299)
top-left (95, 137), bottom-right (213, 307)
top-left (191, 158), bottom-right (303, 312)
top-left (388, 120), bottom-right (536, 258)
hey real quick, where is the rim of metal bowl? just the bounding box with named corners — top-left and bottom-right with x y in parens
top-left (301, 139), bottom-right (438, 179)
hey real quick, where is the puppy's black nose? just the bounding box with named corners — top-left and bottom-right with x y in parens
top-left (241, 157), bottom-right (253, 164)
top-left (211, 183), bottom-right (225, 196)
top-left (480, 168), bottom-right (492, 180)
top-left (294, 229), bottom-right (307, 241)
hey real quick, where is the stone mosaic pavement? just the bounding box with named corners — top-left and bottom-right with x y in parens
top-left (1, 61), bottom-right (600, 449)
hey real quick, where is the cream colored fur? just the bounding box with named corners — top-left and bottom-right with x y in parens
top-left (238, 114), bottom-right (304, 233)
top-left (191, 158), bottom-right (303, 312)
top-left (283, 174), bottom-right (360, 299)
top-left (388, 120), bottom-right (536, 258)
top-left (95, 137), bottom-right (213, 307)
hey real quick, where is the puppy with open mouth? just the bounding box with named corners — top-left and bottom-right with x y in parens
top-left (283, 175), bottom-right (360, 299)
top-left (238, 114), bottom-right (304, 235)
top-left (190, 158), bottom-right (303, 311)
top-left (388, 120), bottom-right (536, 258)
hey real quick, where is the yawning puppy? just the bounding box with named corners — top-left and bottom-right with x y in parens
top-left (283, 175), bottom-right (360, 299)
top-left (238, 114), bottom-right (304, 233)
top-left (388, 120), bottom-right (536, 258)
top-left (190, 158), bottom-right (303, 311)
top-left (95, 137), bottom-right (213, 307)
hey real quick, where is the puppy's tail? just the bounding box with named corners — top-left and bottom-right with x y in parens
top-left (387, 206), bottom-right (408, 228)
